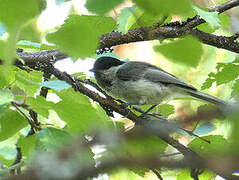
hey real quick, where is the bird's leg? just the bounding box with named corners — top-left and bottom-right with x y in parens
top-left (139, 104), bottom-right (157, 117)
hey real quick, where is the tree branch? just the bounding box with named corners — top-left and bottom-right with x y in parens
top-left (100, 0), bottom-right (239, 52)
top-left (3, 0), bottom-right (236, 69)
top-left (210, 0), bottom-right (239, 13)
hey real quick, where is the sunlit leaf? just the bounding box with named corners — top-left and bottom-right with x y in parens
top-left (46, 15), bottom-right (117, 59)
top-left (215, 63), bottom-right (239, 85)
top-left (232, 80), bottom-right (239, 97)
top-left (0, 89), bottom-right (14, 106)
top-left (188, 135), bottom-right (229, 156)
top-left (26, 96), bottom-right (55, 118)
top-left (133, 0), bottom-right (192, 15)
top-left (0, 0), bottom-right (40, 29)
top-left (177, 169), bottom-right (216, 180)
top-left (123, 136), bottom-right (167, 156)
top-left (0, 110), bottom-right (28, 141)
top-left (15, 70), bottom-right (43, 96)
top-left (0, 136), bottom-right (18, 166)
top-left (54, 89), bottom-right (108, 133)
top-left (17, 40), bottom-right (41, 50)
top-left (86, 0), bottom-right (124, 15)
top-left (192, 5), bottom-right (220, 28)
top-left (36, 127), bottom-right (71, 151)
top-left (158, 104), bottom-right (174, 118)
top-left (219, 14), bottom-right (230, 28)
top-left (117, 5), bottom-right (136, 33)
top-left (201, 73), bottom-right (216, 90)
top-left (154, 36), bottom-right (203, 67)
top-left (126, 7), bottom-right (166, 31)
top-left (17, 134), bottom-right (37, 157)
top-left (109, 169), bottom-right (144, 180)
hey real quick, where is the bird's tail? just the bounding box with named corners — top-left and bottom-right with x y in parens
top-left (186, 90), bottom-right (228, 107)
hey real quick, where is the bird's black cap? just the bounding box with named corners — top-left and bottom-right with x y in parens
top-left (90, 56), bottom-right (125, 72)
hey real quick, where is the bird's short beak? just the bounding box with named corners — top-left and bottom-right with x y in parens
top-left (89, 68), bottom-right (95, 72)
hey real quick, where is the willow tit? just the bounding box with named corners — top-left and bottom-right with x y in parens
top-left (90, 56), bottom-right (227, 108)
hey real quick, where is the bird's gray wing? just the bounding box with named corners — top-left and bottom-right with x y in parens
top-left (116, 62), bottom-right (150, 81)
top-left (144, 68), bottom-right (197, 91)
top-left (116, 61), bottom-right (197, 91)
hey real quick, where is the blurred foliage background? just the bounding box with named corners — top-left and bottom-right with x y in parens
top-left (0, 0), bottom-right (239, 179)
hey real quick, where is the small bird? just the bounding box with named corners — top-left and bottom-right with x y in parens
top-left (90, 56), bottom-right (227, 110)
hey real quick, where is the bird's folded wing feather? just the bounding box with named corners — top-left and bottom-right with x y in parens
top-left (116, 61), bottom-right (197, 91)
top-left (144, 69), bottom-right (197, 91)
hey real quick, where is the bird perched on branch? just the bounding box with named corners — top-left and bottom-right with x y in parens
top-left (90, 56), bottom-right (227, 112)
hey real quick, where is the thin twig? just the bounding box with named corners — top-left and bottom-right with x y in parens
top-left (10, 148), bottom-right (22, 175)
top-left (11, 102), bottom-right (36, 128)
top-left (151, 168), bottom-right (163, 180)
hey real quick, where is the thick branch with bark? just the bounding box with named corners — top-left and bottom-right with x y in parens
top-left (9, 0), bottom-right (238, 69)
top-left (100, 0), bottom-right (239, 52)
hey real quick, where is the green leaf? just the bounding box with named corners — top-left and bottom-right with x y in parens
top-left (0, 39), bottom-right (17, 65)
top-left (0, 67), bottom-right (15, 89)
top-left (0, 109), bottom-right (28, 141)
top-left (0, 136), bottom-right (18, 167)
top-left (154, 36), bottom-right (203, 67)
top-left (123, 135), bottom-right (167, 157)
top-left (40, 80), bottom-right (71, 92)
top-left (129, 168), bottom-right (149, 177)
top-left (215, 63), bottom-right (239, 85)
top-left (0, 0), bottom-right (41, 64)
top-left (158, 104), bottom-right (174, 118)
top-left (18, 22), bottom-right (42, 43)
top-left (133, 0), bottom-right (192, 15)
top-left (17, 40), bottom-right (41, 49)
top-left (219, 14), bottom-right (230, 28)
top-left (36, 127), bottom-right (71, 151)
top-left (0, 0), bottom-right (40, 29)
top-left (188, 135), bottom-right (229, 156)
top-left (37, 0), bottom-right (47, 12)
top-left (0, 89), bottom-right (14, 106)
top-left (192, 5), bottom-right (220, 28)
top-left (232, 80), bottom-right (239, 97)
top-left (201, 73), bottom-right (216, 90)
top-left (196, 14), bottom-right (228, 33)
top-left (54, 89), bottom-right (108, 133)
top-left (117, 6), bottom-right (137, 33)
top-left (46, 15), bottom-right (117, 59)
top-left (109, 169), bottom-right (144, 180)
top-left (197, 22), bottom-right (217, 33)
top-left (0, 104), bottom-right (9, 118)
top-left (17, 41), bottom-right (56, 51)
top-left (39, 44), bottom-right (57, 51)
top-left (126, 7), bottom-right (166, 31)
top-left (177, 169), bottom-right (216, 180)
top-left (216, 0), bottom-right (229, 5)
top-left (15, 70), bottom-right (43, 96)
top-left (17, 134), bottom-right (36, 157)
top-left (26, 96), bottom-right (55, 118)
top-left (85, 0), bottom-right (124, 15)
